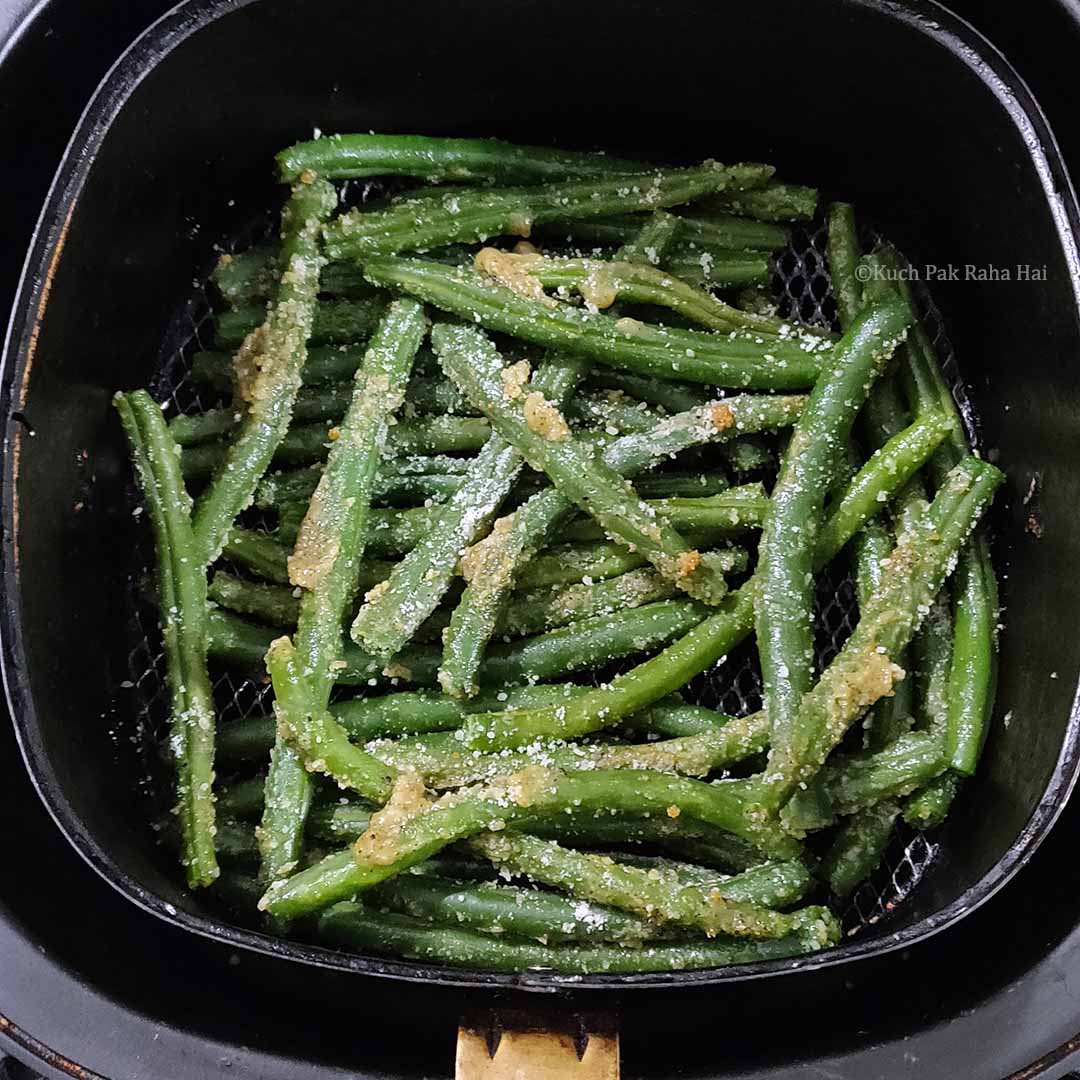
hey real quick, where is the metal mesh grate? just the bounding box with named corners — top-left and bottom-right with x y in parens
top-left (121, 212), bottom-right (976, 938)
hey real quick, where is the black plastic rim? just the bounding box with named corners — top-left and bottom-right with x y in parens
top-left (2, 0), bottom-right (1080, 993)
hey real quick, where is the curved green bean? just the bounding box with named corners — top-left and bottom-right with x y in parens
top-left (367, 258), bottom-right (830, 388)
top-left (316, 904), bottom-right (840, 973)
top-left (756, 295), bottom-right (911, 806)
top-left (277, 132), bottom-right (645, 184)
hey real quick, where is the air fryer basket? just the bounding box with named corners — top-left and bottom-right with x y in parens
top-left (3, 0), bottom-right (1080, 992)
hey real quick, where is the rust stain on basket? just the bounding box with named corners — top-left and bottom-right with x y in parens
top-left (10, 199), bottom-right (77, 574)
top-left (0, 1011), bottom-right (100, 1079)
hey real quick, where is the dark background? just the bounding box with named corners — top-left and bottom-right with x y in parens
top-left (2, 2), bottom-right (1080, 1078)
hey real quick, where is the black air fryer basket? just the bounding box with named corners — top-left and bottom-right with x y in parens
top-left (3, 0), bottom-right (1080, 1001)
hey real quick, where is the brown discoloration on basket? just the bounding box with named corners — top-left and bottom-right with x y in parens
top-left (12, 200), bottom-right (78, 572)
top-left (0, 1012), bottom-right (98, 1079)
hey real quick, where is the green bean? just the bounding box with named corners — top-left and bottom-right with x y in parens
top-left (450, 527), bottom-right (627, 655)
top-left (255, 466), bottom-right (324, 508)
top-left (316, 903), bottom-right (840, 973)
top-left (825, 202), bottom-right (863, 329)
top-left (213, 295), bottom-right (388, 350)
top-left (172, 373), bottom-right (487, 447)
top-left (192, 346), bottom-right (367, 395)
top-left (479, 599), bottom-right (710, 688)
top-left (563, 489), bottom-right (768, 543)
top-left (265, 636), bottom-right (396, 805)
top-left (208, 557), bottom-right (431, 624)
top-left (756, 296), bottom-right (911, 805)
top-left (675, 213), bottom-right (790, 253)
top-left (902, 589), bottom-right (959, 823)
top-left (909, 588), bottom-right (952, 736)
top-left (379, 703), bottom-right (771, 789)
top-left (941, 538), bottom-right (999, 774)
top-left (115, 391), bottom-right (219, 887)
top-left (324, 162), bottom-right (773, 260)
top-left (207, 608), bottom-right (439, 686)
top-left (434, 324), bottom-right (748, 604)
top-left (614, 210), bottom-right (680, 264)
top-left (586, 369), bottom-right (707, 414)
top-left (200, 815), bottom-right (259, 865)
top-left (632, 472), bottom-right (731, 499)
top-left (258, 456), bottom-right (473, 511)
top-left (190, 178), bottom-right (337, 567)
top-left (182, 415), bottom-right (491, 480)
top-left (508, 535), bottom-right (745, 611)
top-left (826, 731), bottom-right (947, 819)
top-left (719, 434), bottom-right (774, 474)
top-left (534, 211), bottom-right (787, 254)
top-left (218, 717), bottom-right (279, 765)
top-left (258, 739), bottom-right (314, 886)
top-left (221, 528), bottom-right (290, 583)
top-left (815, 411), bottom-right (954, 561)
top-left (469, 832), bottom-right (797, 940)
top-left (847, 519), bottom-right (910, 752)
top-left (873, 245), bottom-right (1000, 778)
top-left (212, 588), bottom-right (712, 696)
top-left (306, 803), bottom-right (373, 845)
top-left (217, 531), bottom-right (403, 591)
top-left (821, 799), bottom-right (900, 898)
top-left (260, 766), bottom-right (799, 920)
top-left (263, 301), bottom-right (425, 851)
top-left (770, 458), bottom-right (1002, 814)
top-left (340, 685), bottom-right (584, 739)
top-left (405, 374), bottom-right (478, 415)
top-left (619, 699), bottom-right (737, 739)
top-left (351, 357), bottom-right (584, 659)
top-left (474, 249), bottom-right (793, 336)
top-left (611, 397), bottom-right (805, 478)
top-left (566, 389), bottom-right (659, 434)
top-left (213, 246), bottom-right (278, 308)
top-left (499, 569), bottom-right (678, 638)
top-left (213, 247), bottom-right (375, 307)
top-left (218, 685), bottom-right (590, 767)
top-left (171, 384), bottom-right (349, 448)
top-left (369, 873), bottom-right (662, 945)
top-left (168, 404), bottom-right (242, 447)
top-left (286, 302), bottom-right (427, 691)
top-left (300, 803), bottom-right (751, 868)
top-left (904, 773), bottom-right (962, 830)
top-left (696, 182), bottom-right (818, 223)
top-left (368, 258), bottom-right (830, 389)
top-left (606, 857), bottom-right (813, 910)
top-left (209, 572), bottom-right (300, 624)
top-left (304, 800), bottom-right (759, 871)
top-left (659, 249), bottom-right (772, 290)
top-left (276, 132), bottom-right (645, 184)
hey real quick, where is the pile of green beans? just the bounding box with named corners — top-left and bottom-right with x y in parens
top-left (116, 132), bottom-right (1003, 977)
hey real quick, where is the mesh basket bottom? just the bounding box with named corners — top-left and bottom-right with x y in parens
top-left (121, 213), bottom-right (970, 937)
